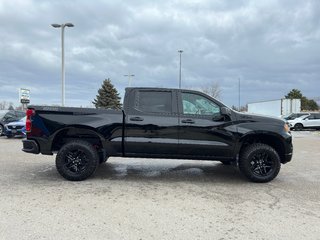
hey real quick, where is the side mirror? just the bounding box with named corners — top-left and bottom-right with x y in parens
top-left (221, 107), bottom-right (231, 116)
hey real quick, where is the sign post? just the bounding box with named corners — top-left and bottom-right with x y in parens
top-left (19, 88), bottom-right (30, 110)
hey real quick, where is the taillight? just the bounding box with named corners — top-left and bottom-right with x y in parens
top-left (26, 109), bottom-right (35, 132)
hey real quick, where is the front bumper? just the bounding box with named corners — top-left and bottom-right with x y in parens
top-left (5, 129), bottom-right (26, 137)
top-left (22, 140), bottom-right (40, 154)
top-left (282, 134), bottom-right (293, 164)
top-left (283, 152), bottom-right (293, 164)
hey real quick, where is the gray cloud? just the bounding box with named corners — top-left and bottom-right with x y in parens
top-left (0, 0), bottom-right (319, 108)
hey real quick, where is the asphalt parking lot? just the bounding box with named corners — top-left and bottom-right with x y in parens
top-left (0, 131), bottom-right (320, 240)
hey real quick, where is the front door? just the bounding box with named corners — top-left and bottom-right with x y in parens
top-left (178, 91), bottom-right (236, 159)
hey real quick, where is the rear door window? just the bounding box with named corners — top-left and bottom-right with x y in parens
top-left (135, 91), bottom-right (172, 114)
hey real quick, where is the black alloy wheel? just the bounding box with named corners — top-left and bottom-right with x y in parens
top-left (56, 140), bottom-right (99, 181)
top-left (250, 152), bottom-right (275, 177)
top-left (239, 143), bottom-right (281, 183)
top-left (64, 149), bottom-right (89, 174)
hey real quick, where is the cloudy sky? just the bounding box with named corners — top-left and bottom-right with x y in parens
top-left (0, 0), bottom-right (319, 108)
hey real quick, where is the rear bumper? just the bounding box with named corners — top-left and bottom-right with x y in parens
top-left (22, 140), bottom-right (40, 154)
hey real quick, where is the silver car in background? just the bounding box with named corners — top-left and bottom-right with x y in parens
top-left (287, 113), bottom-right (320, 130)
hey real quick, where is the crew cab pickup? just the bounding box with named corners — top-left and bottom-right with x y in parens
top-left (22, 88), bottom-right (293, 182)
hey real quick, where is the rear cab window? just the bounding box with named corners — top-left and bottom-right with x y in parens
top-left (133, 90), bottom-right (176, 115)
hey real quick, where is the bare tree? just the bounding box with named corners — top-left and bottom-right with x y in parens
top-left (0, 101), bottom-right (14, 110)
top-left (232, 104), bottom-right (248, 112)
top-left (201, 82), bottom-right (221, 100)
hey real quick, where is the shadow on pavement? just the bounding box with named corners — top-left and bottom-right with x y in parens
top-left (93, 160), bottom-right (246, 184)
top-left (28, 159), bottom-right (247, 184)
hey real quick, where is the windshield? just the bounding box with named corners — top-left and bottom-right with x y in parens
top-left (282, 113), bottom-right (292, 119)
top-left (0, 110), bottom-right (8, 119)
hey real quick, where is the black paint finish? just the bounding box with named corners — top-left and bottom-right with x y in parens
top-left (23, 88), bottom-right (293, 164)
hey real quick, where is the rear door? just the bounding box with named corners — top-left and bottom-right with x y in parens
top-left (178, 91), bottom-right (236, 159)
top-left (304, 113), bottom-right (320, 128)
top-left (125, 89), bottom-right (179, 157)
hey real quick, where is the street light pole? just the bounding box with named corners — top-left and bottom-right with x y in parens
top-left (51, 23), bottom-right (74, 106)
top-left (178, 50), bottom-right (183, 89)
top-left (238, 77), bottom-right (241, 110)
top-left (124, 74), bottom-right (135, 87)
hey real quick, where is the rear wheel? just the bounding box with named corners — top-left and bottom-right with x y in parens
top-left (56, 140), bottom-right (99, 181)
top-left (239, 143), bottom-right (281, 183)
top-left (294, 123), bottom-right (303, 131)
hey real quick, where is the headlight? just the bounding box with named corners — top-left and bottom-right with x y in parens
top-left (284, 123), bottom-right (290, 132)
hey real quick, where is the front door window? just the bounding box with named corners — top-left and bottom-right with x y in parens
top-left (182, 93), bottom-right (220, 116)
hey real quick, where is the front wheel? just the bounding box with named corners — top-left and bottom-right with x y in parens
top-left (56, 140), bottom-right (99, 181)
top-left (239, 143), bottom-right (281, 183)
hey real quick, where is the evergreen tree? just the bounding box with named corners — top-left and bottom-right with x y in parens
top-left (285, 89), bottom-right (319, 111)
top-left (285, 89), bottom-right (303, 99)
top-left (92, 79), bottom-right (122, 109)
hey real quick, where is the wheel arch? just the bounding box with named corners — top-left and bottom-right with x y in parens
top-left (50, 125), bottom-right (108, 153)
top-left (294, 122), bottom-right (304, 129)
top-left (238, 132), bottom-right (287, 163)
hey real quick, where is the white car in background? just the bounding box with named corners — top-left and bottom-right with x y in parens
top-left (287, 113), bottom-right (320, 130)
top-left (281, 112), bottom-right (310, 121)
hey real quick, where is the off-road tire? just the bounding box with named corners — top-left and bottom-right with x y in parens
top-left (56, 140), bottom-right (99, 181)
top-left (239, 143), bottom-right (281, 183)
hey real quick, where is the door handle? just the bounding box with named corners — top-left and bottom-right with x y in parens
top-left (130, 116), bottom-right (144, 121)
top-left (181, 119), bottom-right (195, 124)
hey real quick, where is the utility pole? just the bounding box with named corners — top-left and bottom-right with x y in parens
top-left (238, 77), bottom-right (241, 110)
top-left (178, 50), bottom-right (183, 89)
top-left (124, 74), bottom-right (135, 87)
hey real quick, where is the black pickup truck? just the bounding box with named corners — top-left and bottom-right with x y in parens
top-left (22, 87), bottom-right (293, 182)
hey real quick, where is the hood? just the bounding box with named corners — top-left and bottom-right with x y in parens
top-left (6, 121), bottom-right (26, 127)
top-left (237, 112), bottom-right (285, 125)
